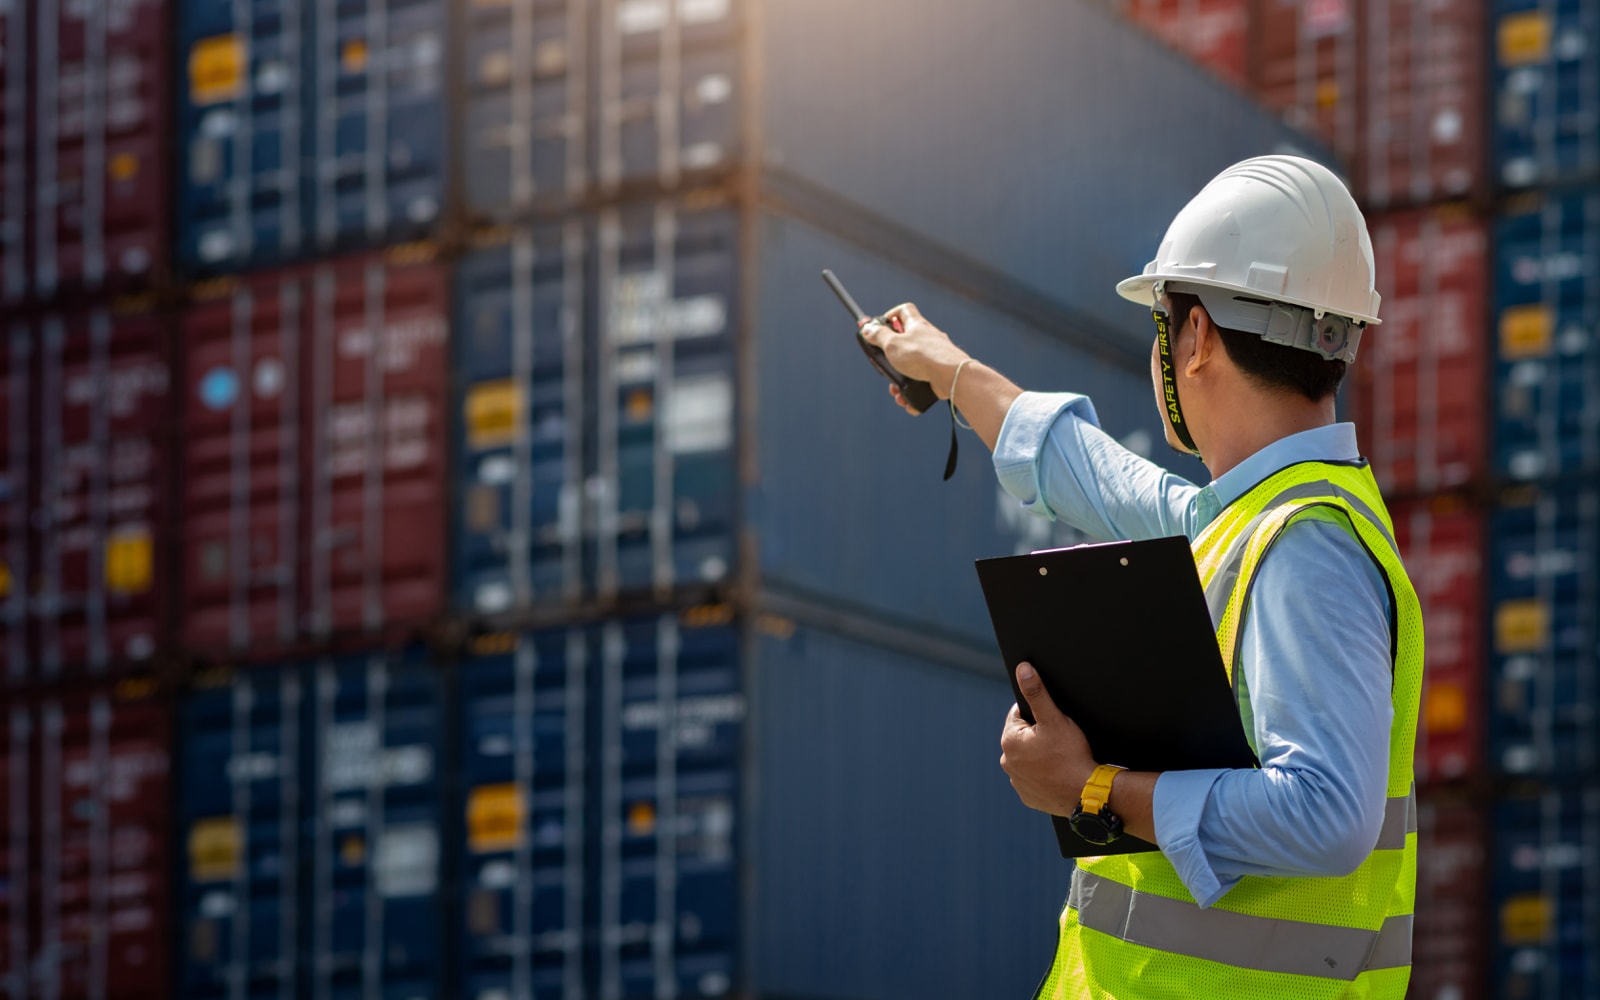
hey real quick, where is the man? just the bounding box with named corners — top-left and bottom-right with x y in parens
top-left (860, 155), bottom-right (1422, 998)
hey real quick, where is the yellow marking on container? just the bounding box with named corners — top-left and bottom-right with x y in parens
top-left (1498, 11), bottom-right (1551, 66)
top-left (1494, 598), bottom-right (1548, 654)
top-left (1422, 681), bottom-right (1467, 734)
top-left (105, 527), bottom-right (153, 594)
top-left (1500, 305), bottom-right (1553, 360)
top-left (341, 38), bottom-right (369, 73)
top-left (628, 800), bottom-right (657, 836)
top-left (108, 152), bottom-right (140, 182)
top-left (1501, 894), bottom-right (1552, 945)
top-left (189, 35), bottom-right (247, 105)
top-left (465, 380), bottom-right (523, 449)
top-left (188, 816), bottom-right (242, 882)
top-left (468, 784), bottom-right (525, 853)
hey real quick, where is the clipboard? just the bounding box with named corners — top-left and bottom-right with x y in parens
top-left (975, 535), bottom-right (1258, 858)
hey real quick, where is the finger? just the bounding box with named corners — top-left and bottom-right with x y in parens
top-left (883, 302), bottom-right (924, 326)
top-left (1015, 662), bottom-right (1064, 726)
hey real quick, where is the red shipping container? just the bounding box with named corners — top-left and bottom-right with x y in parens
top-left (1391, 498), bottom-right (1484, 785)
top-left (1113, 0), bottom-right (1250, 87)
top-left (1357, 0), bottom-right (1485, 211)
top-left (181, 250), bottom-right (450, 658)
top-left (1252, 0), bottom-right (1361, 166)
top-left (1412, 794), bottom-right (1487, 1000)
top-left (26, 0), bottom-right (169, 303)
top-left (4, 305), bottom-right (171, 683)
top-left (1, 684), bottom-right (171, 999)
top-left (1, 327), bottom-right (29, 680)
top-left (1354, 207), bottom-right (1488, 496)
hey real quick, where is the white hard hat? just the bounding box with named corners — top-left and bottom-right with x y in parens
top-left (1116, 155), bottom-right (1381, 363)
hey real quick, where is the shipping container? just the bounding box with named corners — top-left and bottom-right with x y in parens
top-left (1489, 482), bottom-right (1600, 780)
top-left (1358, 0), bottom-right (1486, 210)
top-left (1494, 188), bottom-right (1600, 482)
top-left (453, 199), bottom-right (1173, 643)
top-left (1413, 794), bottom-right (1487, 1000)
top-left (178, 653), bottom-right (445, 999)
top-left (1492, 0), bottom-right (1600, 189)
top-left (1108, 0), bottom-right (1250, 88)
top-left (1492, 784), bottom-right (1600, 998)
top-left (0, 305), bottom-right (170, 684)
top-left (0, 0), bottom-right (24, 304)
top-left (455, 610), bottom-right (1069, 999)
top-left (0, 685), bottom-right (171, 1000)
top-left (1251, 0), bottom-right (1361, 169)
top-left (180, 251), bottom-right (449, 660)
top-left (28, 0), bottom-right (170, 302)
top-left (176, 0), bottom-right (447, 273)
top-left (1391, 499), bottom-right (1485, 785)
top-left (1354, 207), bottom-right (1489, 496)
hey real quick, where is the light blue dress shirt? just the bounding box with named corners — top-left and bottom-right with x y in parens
top-left (992, 392), bottom-right (1395, 908)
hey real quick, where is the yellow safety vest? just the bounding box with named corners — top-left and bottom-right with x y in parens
top-left (1036, 459), bottom-right (1423, 1000)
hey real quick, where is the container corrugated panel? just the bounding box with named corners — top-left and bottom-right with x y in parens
top-left (0, 327), bottom-right (29, 683)
top-left (461, 0), bottom-right (588, 218)
top-left (0, 0), bottom-right (24, 303)
top-left (28, 0), bottom-right (169, 302)
top-left (5, 306), bottom-right (170, 684)
top-left (1353, 207), bottom-right (1488, 496)
top-left (1494, 188), bottom-right (1600, 482)
top-left (596, 616), bottom-right (741, 998)
top-left (180, 252), bottom-right (449, 659)
top-left (456, 224), bottom-right (587, 615)
top-left (1391, 499), bottom-right (1485, 785)
top-left (1489, 483), bottom-right (1600, 779)
top-left (756, 0), bottom-right (1333, 348)
top-left (1111, 0), bottom-right (1250, 88)
top-left (176, 0), bottom-right (447, 273)
top-left (458, 629), bottom-right (588, 1000)
top-left (179, 654), bottom-right (444, 998)
top-left (1492, 0), bottom-right (1600, 189)
top-left (1412, 794), bottom-right (1487, 1000)
top-left (1, 686), bottom-right (171, 1000)
top-left (1492, 784), bottom-right (1600, 998)
top-left (594, 0), bottom-right (741, 197)
top-left (1357, 0), bottom-right (1485, 211)
top-left (593, 205), bottom-right (738, 601)
top-left (1252, 0), bottom-right (1361, 169)
top-left (750, 621), bottom-right (1073, 999)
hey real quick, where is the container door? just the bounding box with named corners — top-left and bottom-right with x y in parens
top-left (459, 629), bottom-right (588, 1000)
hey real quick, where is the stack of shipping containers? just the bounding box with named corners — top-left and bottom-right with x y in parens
top-left (1120, 0), bottom-right (1600, 996)
top-left (7, 0), bottom-right (1519, 997)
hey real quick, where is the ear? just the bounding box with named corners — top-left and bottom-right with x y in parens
top-left (1184, 304), bottom-right (1215, 377)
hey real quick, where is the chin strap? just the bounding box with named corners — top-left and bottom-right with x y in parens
top-left (1154, 308), bottom-right (1202, 459)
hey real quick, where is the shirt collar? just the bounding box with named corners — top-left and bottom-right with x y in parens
top-left (1208, 423), bottom-right (1361, 512)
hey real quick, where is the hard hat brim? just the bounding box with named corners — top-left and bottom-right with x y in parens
top-left (1116, 272), bottom-right (1382, 327)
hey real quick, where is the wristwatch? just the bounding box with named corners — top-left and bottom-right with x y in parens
top-left (1068, 764), bottom-right (1127, 845)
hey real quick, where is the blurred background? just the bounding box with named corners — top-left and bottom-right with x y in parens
top-left (0, 0), bottom-right (1594, 996)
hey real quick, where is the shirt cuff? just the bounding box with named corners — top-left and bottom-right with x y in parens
top-left (992, 392), bottom-right (1100, 519)
top-left (1153, 768), bottom-right (1238, 908)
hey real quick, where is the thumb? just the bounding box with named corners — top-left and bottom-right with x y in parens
top-left (1015, 663), bottom-right (1063, 725)
top-left (858, 318), bottom-right (888, 347)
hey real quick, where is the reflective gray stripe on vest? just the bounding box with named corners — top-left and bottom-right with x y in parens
top-left (1201, 479), bottom-right (1398, 627)
top-left (1374, 785), bottom-right (1419, 852)
top-left (1068, 869), bottom-right (1413, 980)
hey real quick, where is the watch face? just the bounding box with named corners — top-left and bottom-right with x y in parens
top-left (1070, 808), bottom-right (1123, 846)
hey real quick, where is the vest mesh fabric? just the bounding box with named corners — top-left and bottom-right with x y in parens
top-left (1036, 461), bottom-right (1423, 1000)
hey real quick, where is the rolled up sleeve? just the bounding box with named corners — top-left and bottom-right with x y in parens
top-left (993, 391), bottom-right (1200, 542)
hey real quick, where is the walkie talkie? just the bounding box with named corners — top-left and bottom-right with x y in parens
top-left (822, 269), bottom-right (959, 480)
top-left (822, 269), bottom-right (940, 414)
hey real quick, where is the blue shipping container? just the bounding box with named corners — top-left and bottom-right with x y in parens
top-left (1493, 784), bottom-right (1600, 998)
top-left (1494, 188), bottom-right (1600, 482)
top-left (453, 198), bottom-right (1191, 646)
top-left (456, 610), bottom-right (1068, 1000)
top-left (178, 654), bottom-right (445, 999)
top-left (176, 0), bottom-right (446, 273)
top-left (1489, 483), bottom-right (1600, 779)
top-left (1492, 0), bottom-right (1600, 189)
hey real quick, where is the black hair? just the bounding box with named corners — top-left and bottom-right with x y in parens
top-left (1165, 290), bottom-right (1346, 402)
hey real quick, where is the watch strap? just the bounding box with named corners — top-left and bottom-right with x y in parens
top-left (1079, 764), bottom-right (1126, 815)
